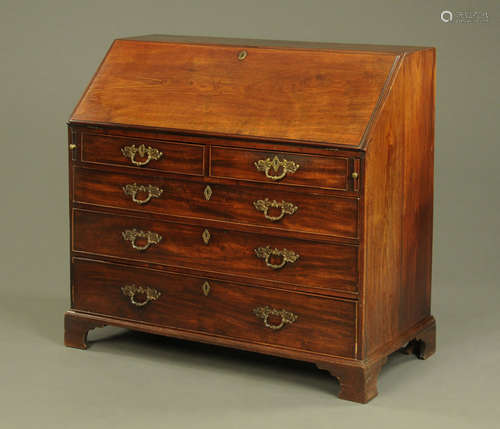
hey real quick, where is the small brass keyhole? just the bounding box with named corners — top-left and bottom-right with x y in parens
top-left (238, 50), bottom-right (247, 61)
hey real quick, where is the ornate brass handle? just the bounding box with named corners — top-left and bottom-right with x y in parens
top-left (121, 284), bottom-right (161, 307)
top-left (253, 198), bottom-right (298, 222)
top-left (123, 183), bottom-right (163, 205)
top-left (121, 144), bottom-right (163, 166)
top-left (254, 246), bottom-right (300, 270)
top-left (253, 305), bottom-right (298, 330)
top-left (122, 228), bottom-right (162, 251)
top-left (254, 155), bottom-right (300, 181)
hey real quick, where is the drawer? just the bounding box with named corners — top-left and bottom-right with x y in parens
top-left (73, 209), bottom-right (358, 293)
top-left (211, 146), bottom-right (351, 191)
top-left (72, 258), bottom-right (357, 358)
top-left (73, 166), bottom-right (359, 239)
top-left (81, 133), bottom-right (205, 176)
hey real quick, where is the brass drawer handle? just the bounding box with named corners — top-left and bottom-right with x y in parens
top-left (254, 155), bottom-right (300, 181)
top-left (121, 284), bottom-right (161, 307)
top-left (122, 228), bottom-right (162, 251)
top-left (253, 198), bottom-right (298, 222)
top-left (254, 246), bottom-right (300, 270)
top-left (121, 144), bottom-right (163, 166)
top-left (123, 183), bottom-right (163, 205)
top-left (253, 305), bottom-right (298, 330)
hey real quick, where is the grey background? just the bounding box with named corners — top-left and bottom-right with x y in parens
top-left (1, 0), bottom-right (498, 427)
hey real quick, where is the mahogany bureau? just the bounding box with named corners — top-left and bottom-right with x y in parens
top-left (65, 35), bottom-right (436, 403)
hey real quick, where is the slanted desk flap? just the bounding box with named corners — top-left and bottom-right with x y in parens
top-left (70, 37), bottom-right (398, 148)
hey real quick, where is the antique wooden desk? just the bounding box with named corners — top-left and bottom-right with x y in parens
top-left (65, 35), bottom-right (436, 403)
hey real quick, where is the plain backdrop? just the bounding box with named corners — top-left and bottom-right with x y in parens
top-left (0, 1), bottom-right (498, 428)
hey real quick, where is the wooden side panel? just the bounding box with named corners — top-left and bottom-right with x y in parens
top-left (362, 49), bottom-right (435, 357)
top-left (70, 39), bottom-right (396, 146)
top-left (400, 49), bottom-right (435, 329)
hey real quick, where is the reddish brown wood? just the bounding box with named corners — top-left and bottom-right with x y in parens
top-left (81, 133), bottom-right (205, 175)
top-left (72, 258), bottom-right (357, 357)
top-left (70, 39), bottom-right (396, 147)
top-left (317, 357), bottom-right (387, 403)
top-left (211, 146), bottom-right (353, 191)
top-left (73, 165), bottom-right (359, 239)
top-left (66, 36), bottom-right (435, 403)
top-left (64, 311), bottom-right (106, 349)
top-left (72, 208), bottom-right (359, 293)
top-left (362, 49), bottom-right (435, 358)
top-left (400, 318), bottom-right (436, 360)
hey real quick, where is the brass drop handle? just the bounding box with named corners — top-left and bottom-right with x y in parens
top-left (123, 183), bottom-right (163, 205)
top-left (121, 144), bottom-right (163, 166)
top-left (122, 228), bottom-right (162, 251)
top-left (121, 284), bottom-right (161, 307)
top-left (254, 246), bottom-right (300, 270)
top-left (253, 198), bottom-right (298, 222)
top-left (254, 156), bottom-right (300, 181)
top-left (253, 305), bottom-right (298, 330)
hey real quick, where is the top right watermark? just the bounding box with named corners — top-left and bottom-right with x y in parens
top-left (440, 10), bottom-right (489, 23)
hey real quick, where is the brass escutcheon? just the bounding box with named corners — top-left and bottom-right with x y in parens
top-left (254, 156), bottom-right (300, 181)
top-left (203, 185), bottom-right (213, 201)
top-left (202, 281), bottom-right (211, 296)
top-left (253, 305), bottom-right (298, 330)
top-left (254, 246), bottom-right (300, 270)
top-left (253, 198), bottom-right (298, 222)
top-left (238, 50), bottom-right (247, 60)
top-left (121, 284), bottom-right (161, 307)
top-left (122, 228), bottom-right (162, 251)
top-left (202, 229), bottom-right (211, 245)
top-left (121, 144), bottom-right (163, 166)
top-left (123, 183), bottom-right (163, 205)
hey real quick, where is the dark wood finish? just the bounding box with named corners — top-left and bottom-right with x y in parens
top-left (64, 311), bottom-right (106, 349)
top-left (73, 165), bottom-right (359, 239)
top-left (317, 357), bottom-right (387, 403)
top-left (81, 133), bottom-right (205, 176)
top-left (210, 146), bottom-right (353, 191)
top-left (72, 209), bottom-right (358, 293)
top-left (400, 318), bottom-right (436, 360)
top-left (72, 258), bottom-right (357, 358)
top-left (66, 36), bottom-right (435, 404)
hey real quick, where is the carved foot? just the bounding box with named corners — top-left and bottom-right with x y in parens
top-left (64, 312), bottom-right (106, 349)
top-left (316, 357), bottom-right (387, 403)
top-left (401, 319), bottom-right (436, 360)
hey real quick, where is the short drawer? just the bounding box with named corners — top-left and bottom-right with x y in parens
top-left (72, 258), bottom-right (357, 358)
top-left (211, 146), bottom-right (351, 191)
top-left (73, 209), bottom-right (359, 293)
top-left (73, 166), bottom-right (359, 239)
top-left (81, 133), bottom-right (205, 176)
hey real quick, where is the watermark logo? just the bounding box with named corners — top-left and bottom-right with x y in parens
top-left (440, 10), bottom-right (453, 23)
top-left (441, 10), bottom-right (489, 23)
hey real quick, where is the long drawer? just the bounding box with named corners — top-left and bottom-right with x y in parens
top-left (72, 209), bottom-right (359, 293)
top-left (72, 258), bottom-right (357, 358)
top-left (73, 166), bottom-right (359, 239)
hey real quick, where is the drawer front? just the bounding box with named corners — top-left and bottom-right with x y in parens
top-left (73, 209), bottom-right (358, 293)
top-left (72, 259), bottom-right (357, 358)
top-left (211, 146), bottom-right (350, 190)
top-left (74, 166), bottom-right (359, 239)
top-left (81, 133), bottom-right (205, 176)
